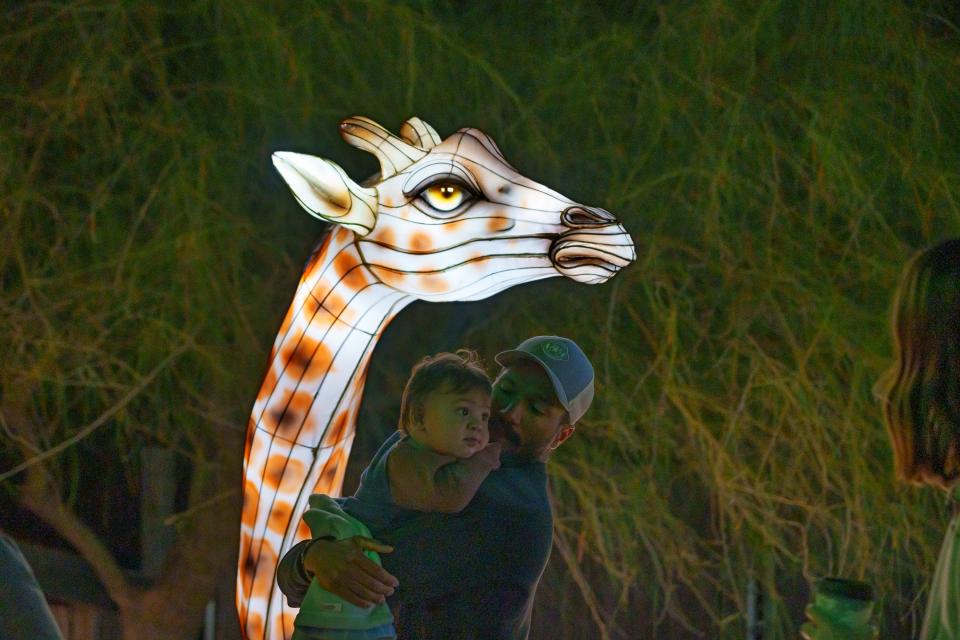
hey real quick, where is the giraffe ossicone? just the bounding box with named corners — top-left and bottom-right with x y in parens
top-left (237, 116), bottom-right (635, 640)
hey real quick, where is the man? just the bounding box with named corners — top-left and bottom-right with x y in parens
top-left (277, 335), bottom-right (594, 639)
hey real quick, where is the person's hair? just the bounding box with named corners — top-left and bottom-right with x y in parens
top-left (398, 349), bottom-right (491, 433)
top-left (881, 238), bottom-right (960, 490)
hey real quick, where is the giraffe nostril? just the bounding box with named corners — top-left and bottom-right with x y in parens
top-left (550, 221), bottom-right (635, 284)
top-left (561, 206), bottom-right (617, 228)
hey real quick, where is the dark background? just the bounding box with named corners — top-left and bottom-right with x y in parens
top-left (2, 1), bottom-right (960, 637)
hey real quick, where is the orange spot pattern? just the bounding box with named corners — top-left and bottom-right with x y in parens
top-left (304, 294), bottom-right (320, 316)
top-left (268, 390), bottom-right (312, 441)
top-left (261, 405), bottom-right (282, 436)
top-left (377, 227), bottom-right (396, 247)
top-left (316, 447), bottom-right (346, 495)
top-left (259, 367), bottom-right (279, 404)
top-left (277, 458), bottom-right (306, 496)
top-left (342, 266), bottom-right (369, 290)
top-left (487, 215), bottom-right (512, 232)
top-left (301, 343), bottom-right (334, 384)
top-left (410, 232), bottom-right (432, 252)
top-left (251, 541), bottom-right (278, 601)
top-left (333, 251), bottom-right (359, 276)
top-left (243, 417), bottom-right (256, 460)
top-left (296, 519), bottom-right (311, 541)
top-left (264, 454), bottom-right (288, 491)
top-left (323, 292), bottom-right (348, 317)
top-left (303, 246), bottom-right (325, 276)
top-left (370, 266), bottom-right (405, 288)
top-left (446, 218), bottom-right (468, 232)
top-left (246, 613), bottom-right (264, 640)
top-left (269, 500), bottom-right (293, 533)
top-left (422, 274), bottom-right (448, 293)
top-left (332, 250), bottom-right (372, 290)
top-left (241, 480), bottom-right (260, 527)
top-left (323, 411), bottom-right (350, 448)
top-left (264, 453), bottom-right (306, 493)
top-left (281, 335), bottom-right (319, 381)
top-left (281, 610), bottom-right (298, 635)
top-left (239, 532), bottom-right (252, 571)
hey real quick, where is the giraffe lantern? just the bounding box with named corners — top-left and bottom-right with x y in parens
top-left (237, 116), bottom-right (636, 639)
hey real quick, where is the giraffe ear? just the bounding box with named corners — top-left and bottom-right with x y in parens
top-left (272, 151), bottom-right (378, 236)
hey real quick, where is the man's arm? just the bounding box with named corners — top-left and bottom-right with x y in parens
top-left (388, 441), bottom-right (501, 513)
top-left (276, 539), bottom-right (314, 607)
top-left (276, 495), bottom-right (366, 606)
top-left (276, 536), bottom-right (399, 608)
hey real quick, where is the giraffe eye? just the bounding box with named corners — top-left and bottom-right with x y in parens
top-left (420, 183), bottom-right (471, 213)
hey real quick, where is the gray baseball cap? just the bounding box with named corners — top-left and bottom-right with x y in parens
top-left (495, 335), bottom-right (595, 424)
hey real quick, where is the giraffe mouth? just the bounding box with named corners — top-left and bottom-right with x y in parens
top-left (549, 228), bottom-right (636, 284)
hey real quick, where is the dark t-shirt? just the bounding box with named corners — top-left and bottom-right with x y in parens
top-left (380, 450), bottom-right (552, 639)
top-left (278, 430), bottom-right (554, 640)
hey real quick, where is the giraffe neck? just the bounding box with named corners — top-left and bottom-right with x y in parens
top-left (238, 226), bottom-right (413, 639)
top-left (256, 225), bottom-right (414, 456)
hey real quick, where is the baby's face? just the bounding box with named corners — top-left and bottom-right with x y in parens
top-left (414, 385), bottom-right (491, 458)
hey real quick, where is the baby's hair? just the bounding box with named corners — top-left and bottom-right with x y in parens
top-left (882, 238), bottom-right (960, 489)
top-left (398, 349), bottom-right (491, 433)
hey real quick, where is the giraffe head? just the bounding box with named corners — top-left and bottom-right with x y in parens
top-left (272, 116), bottom-right (635, 301)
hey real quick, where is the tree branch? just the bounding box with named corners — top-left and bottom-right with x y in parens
top-left (0, 342), bottom-right (190, 483)
top-left (18, 466), bottom-right (139, 607)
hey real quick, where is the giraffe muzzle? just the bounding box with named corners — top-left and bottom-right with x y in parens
top-left (550, 208), bottom-right (636, 283)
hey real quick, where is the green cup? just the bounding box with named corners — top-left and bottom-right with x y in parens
top-left (811, 577), bottom-right (875, 629)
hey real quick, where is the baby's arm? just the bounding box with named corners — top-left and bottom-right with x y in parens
top-left (388, 441), bottom-right (501, 513)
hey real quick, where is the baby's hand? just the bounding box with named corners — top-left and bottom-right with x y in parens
top-left (474, 441), bottom-right (502, 469)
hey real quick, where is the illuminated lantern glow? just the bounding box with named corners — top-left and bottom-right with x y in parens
top-left (236, 116), bottom-right (636, 639)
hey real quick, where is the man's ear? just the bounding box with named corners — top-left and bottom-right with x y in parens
top-left (549, 424), bottom-right (575, 450)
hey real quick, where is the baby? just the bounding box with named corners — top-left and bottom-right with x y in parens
top-left (291, 349), bottom-right (502, 640)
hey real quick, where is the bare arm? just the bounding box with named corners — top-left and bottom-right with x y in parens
top-left (388, 441), bottom-right (501, 513)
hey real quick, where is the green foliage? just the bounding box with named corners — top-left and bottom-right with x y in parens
top-left (2, 0), bottom-right (959, 637)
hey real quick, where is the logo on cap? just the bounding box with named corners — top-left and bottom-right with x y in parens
top-left (540, 340), bottom-right (569, 361)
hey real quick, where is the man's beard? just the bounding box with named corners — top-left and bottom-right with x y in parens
top-left (488, 417), bottom-right (521, 450)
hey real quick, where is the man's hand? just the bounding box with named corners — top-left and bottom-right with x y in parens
top-left (303, 536), bottom-right (399, 608)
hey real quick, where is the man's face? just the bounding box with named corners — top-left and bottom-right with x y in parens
top-left (489, 359), bottom-right (573, 461)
